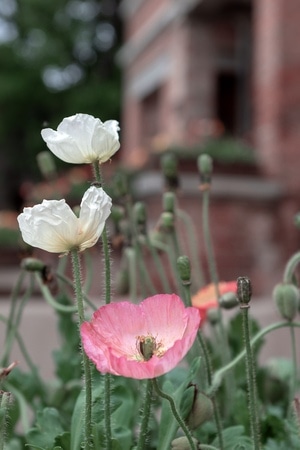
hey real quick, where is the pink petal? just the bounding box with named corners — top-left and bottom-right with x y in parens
top-left (80, 294), bottom-right (201, 379)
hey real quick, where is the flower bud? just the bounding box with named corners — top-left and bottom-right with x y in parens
top-left (160, 212), bottom-right (174, 230)
top-left (185, 385), bottom-right (214, 429)
top-left (219, 292), bottom-right (239, 309)
top-left (177, 256), bottom-right (191, 283)
top-left (36, 151), bottom-right (57, 180)
top-left (171, 437), bottom-right (199, 450)
top-left (207, 307), bottom-right (220, 325)
top-left (273, 282), bottom-right (300, 321)
top-left (237, 276), bottom-right (252, 305)
top-left (163, 192), bottom-right (176, 213)
top-left (197, 154), bottom-right (213, 184)
top-left (133, 202), bottom-right (147, 236)
top-left (20, 257), bottom-right (47, 272)
top-left (110, 205), bottom-right (125, 224)
top-left (160, 153), bottom-right (179, 190)
top-left (294, 213), bottom-right (300, 229)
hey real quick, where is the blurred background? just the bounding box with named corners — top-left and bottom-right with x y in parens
top-left (1, 0), bottom-right (300, 297)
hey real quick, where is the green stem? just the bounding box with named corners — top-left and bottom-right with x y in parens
top-left (1, 273), bottom-right (33, 367)
top-left (145, 235), bottom-right (171, 292)
top-left (35, 273), bottom-right (77, 313)
top-left (283, 251), bottom-right (300, 283)
top-left (210, 321), bottom-right (300, 395)
top-left (137, 379), bottom-right (153, 450)
top-left (152, 378), bottom-right (197, 450)
top-left (290, 325), bottom-right (298, 407)
top-left (55, 272), bottom-right (97, 310)
top-left (92, 161), bottom-right (113, 449)
top-left (0, 315), bottom-right (42, 390)
top-left (182, 283), bottom-right (224, 450)
top-left (199, 446), bottom-right (220, 450)
top-left (135, 240), bottom-right (156, 297)
top-left (92, 161), bottom-right (102, 185)
top-left (1, 270), bottom-right (26, 366)
top-left (177, 208), bottom-right (204, 289)
top-left (126, 246), bottom-right (138, 302)
top-left (70, 250), bottom-right (93, 450)
top-left (104, 372), bottom-right (112, 450)
top-left (200, 184), bottom-right (233, 412)
top-left (240, 304), bottom-right (261, 449)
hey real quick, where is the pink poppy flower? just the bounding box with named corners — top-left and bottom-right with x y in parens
top-left (192, 281), bottom-right (237, 322)
top-left (80, 294), bottom-right (201, 379)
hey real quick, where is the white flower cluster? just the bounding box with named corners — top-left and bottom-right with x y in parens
top-left (18, 114), bottom-right (120, 254)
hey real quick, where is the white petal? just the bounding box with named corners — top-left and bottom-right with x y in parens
top-left (41, 114), bottom-right (120, 165)
top-left (18, 200), bottom-right (78, 253)
top-left (91, 120), bottom-right (120, 163)
top-left (78, 186), bottom-right (112, 251)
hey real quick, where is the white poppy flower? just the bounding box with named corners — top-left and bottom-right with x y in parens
top-left (17, 186), bottom-right (112, 254)
top-left (41, 113), bottom-right (120, 164)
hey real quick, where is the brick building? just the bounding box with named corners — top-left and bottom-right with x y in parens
top-left (117, 0), bottom-right (300, 295)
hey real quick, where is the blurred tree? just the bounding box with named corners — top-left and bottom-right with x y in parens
top-left (0, 0), bottom-right (122, 209)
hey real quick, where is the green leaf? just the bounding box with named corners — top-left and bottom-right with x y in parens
top-left (211, 425), bottom-right (253, 450)
top-left (26, 408), bottom-right (64, 450)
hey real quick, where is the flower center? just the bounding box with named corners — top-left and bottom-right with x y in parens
top-left (136, 334), bottom-right (164, 361)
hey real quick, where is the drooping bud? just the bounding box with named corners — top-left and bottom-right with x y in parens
top-left (197, 154), bottom-right (213, 184)
top-left (171, 436), bottom-right (199, 450)
top-left (219, 291), bottom-right (239, 309)
top-left (177, 255), bottom-right (191, 284)
top-left (36, 151), bottom-right (57, 180)
top-left (237, 276), bottom-right (252, 305)
top-left (184, 384), bottom-right (214, 429)
top-left (20, 257), bottom-right (47, 273)
top-left (161, 153), bottom-right (179, 190)
top-left (273, 282), bottom-right (300, 321)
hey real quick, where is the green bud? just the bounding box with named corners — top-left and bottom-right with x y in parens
top-left (133, 202), bottom-right (147, 236)
top-left (36, 151), bottom-right (56, 180)
top-left (161, 153), bottom-right (178, 177)
top-left (185, 385), bottom-right (214, 429)
top-left (197, 154), bottom-right (213, 183)
top-left (177, 255), bottom-right (191, 283)
top-left (110, 205), bottom-right (125, 224)
top-left (171, 436), bottom-right (199, 450)
top-left (21, 257), bottom-right (47, 272)
top-left (160, 153), bottom-right (179, 190)
top-left (207, 307), bottom-right (220, 325)
top-left (219, 292), bottom-right (239, 309)
top-left (163, 192), bottom-right (176, 213)
top-left (294, 213), bottom-right (300, 229)
top-left (113, 171), bottom-right (129, 198)
top-left (273, 282), bottom-right (300, 321)
top-left (237, 276), bottom-right (252, 305)
top-left (160, 212), bottom-right (174, 230)
top-left (0, 391), bottom-right (12, 441)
